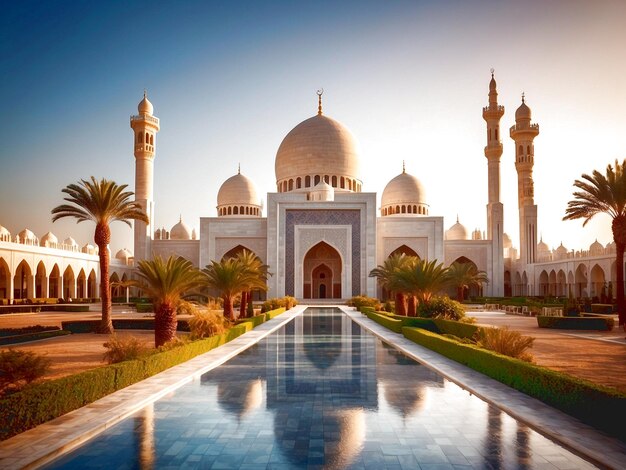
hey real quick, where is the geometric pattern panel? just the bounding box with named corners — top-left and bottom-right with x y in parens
top-left (285, 210), bottom-right (361, 296)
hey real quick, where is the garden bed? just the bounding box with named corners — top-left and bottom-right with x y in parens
top-left (537, 316), bottom-right (614, 330)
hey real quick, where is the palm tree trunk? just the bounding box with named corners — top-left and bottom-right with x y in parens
top-left (239, 291), bottom-right (247, 318)
top-left (457, 287), bottom-right (464, 302)
top-left (395, 292), bottom-right (406, 316)
top-left (407, 295), bottom-right (416, 317)
top-left (95, 223), bottom-right (113, 334)
top-left (223, 295), bottom-right (234, 321)
top-left (155, 301), bottom-right (177, 347)
top-left (616, 242), bottom-right (625, 326)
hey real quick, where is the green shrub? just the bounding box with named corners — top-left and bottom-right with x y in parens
top-left (417, 296), bottom-right (465, 320)
top-left (537, 316), bottom-right (614, 330)
top-left (247, 299), bottom-right (255, 317)
top-left (260, 297), bottom-right (297, 313)
top-left (358, 306), bottom-right (376, 315)
top-left (135, 303), bottom-right (153, 314)
top-left (477, 327), bottom-right (534, 362)
top-left (387, 314), bottom-right (440, 332)
top-left (103, 335), bottom-right (149, 364)
top-left (187, 307), bottom-right (229, 340)
top-left (0, 326), bottom-right (59, 337)
top-left (235, 314), bottom-right (266, 329)
top-left (382, 300), bottom-right (394, 313)
top-left (0, 350), bottom-right (51, 395)
top-left (265, 307), bottom-right (286, 320)
top-left (401, 326), bottom-right (626, 440)
top-left (347, 296), bottom-right (381, 310)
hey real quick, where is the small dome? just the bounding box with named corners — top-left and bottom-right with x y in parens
top-left (445, 217), bottom-right (468, 240)
top-left (0, 225), bottom-right (10, 237)
top-left (537, 238), bottom-right (550, 253)
top-left (82, 243), bottom-right (96, 254)
top-left (309, 180), bottom-right (335, 202)
top-left (217, 172), bottom-right (260, 208)
top-left (63, 237), bottom-right (78, 247)
top-left (170, 216), bottom-right (192, 240)
top-left (515, 97), bottom-right (531, 121)
top-left (589, 239), bottom-right (604, 255)
top-left (115, 248), bottom-right (132, 260)
top-left (40, 232), bottom-right (58, 246)
top-left (606, 241), bottom-right (616, 250)
top-left (18, 228), bottom-right (37, 241)
top-left (275, 111), bottom-right (361, 190)
top-left (138, 91), bottom-right (153, 115)
top-left (503, 233), bottom-right (512, 249)
top-left (381, 168), bottom-right (428, 216)
top-left (555, 242), bottom-right (568, 257)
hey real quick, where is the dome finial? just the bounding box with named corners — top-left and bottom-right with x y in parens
top-left (238, 163), bottom-right (241, 174)
top-left (490, 67), bottom-right (494, 78)
top-left (521, 91), bottom-right (525, 103)
top-left (402, 160), bottom-right (405, 173)
top-left (179, 214), bottom-right (182, 222)
top-left (456, 214), bottom-right (459, 223)
top-left (316, 88), bottom-right (324, 115)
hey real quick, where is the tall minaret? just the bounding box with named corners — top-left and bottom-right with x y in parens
top-left (510, 93), bottom-right (539, 266)
top-left (482, 71), bottom-right (504, 296)
top-left (130, 91), bottom-right (160, 262)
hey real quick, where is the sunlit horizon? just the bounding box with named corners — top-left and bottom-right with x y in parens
top-left (1, 0), bottom-right (624, 256)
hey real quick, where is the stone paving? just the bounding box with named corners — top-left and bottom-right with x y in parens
top-left (0, 306), bottom-right (625, 469)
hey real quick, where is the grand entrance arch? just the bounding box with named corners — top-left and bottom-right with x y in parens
top-left (303, 242), bottom-right (342, 299)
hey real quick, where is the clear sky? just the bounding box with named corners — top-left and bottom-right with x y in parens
top-left (1, 0), bottom-right (625, 255)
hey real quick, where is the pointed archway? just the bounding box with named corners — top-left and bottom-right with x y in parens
top-left (0, 258), bottom-right (10, 300)
top-left (303, 242), bottom-right (342, 299)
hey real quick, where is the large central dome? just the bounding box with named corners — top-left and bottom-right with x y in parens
top-left (275, 111), bottom-right (361, 193)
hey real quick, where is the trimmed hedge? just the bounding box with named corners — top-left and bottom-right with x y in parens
top-left (61, 319), bottom-right (192, 334)
top-left (265, 307), bottom-right (286, 320)
top-left (0, 330), bottom-right (71, 346)
top-left (402, 327), bottom-right (626, 440)
top-left (136, 303), bottom-right (153, 314)
top-left (366, 312), bottom-right (402, 333)
top-left (0, 326), bottom-right (59, 337)
top-left (591, 304), bottom-right (614, 314)
top-left (537, 316), bottom-right (614, 331)
top-left (432, 318), bottom-right (480, 339)
top-left (236, 314), bottom-right (267, 328)
top-left (0, 307), bottom-right (287, 441)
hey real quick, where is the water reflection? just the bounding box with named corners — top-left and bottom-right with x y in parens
top-left (45, 308), bottom-right (598, 470)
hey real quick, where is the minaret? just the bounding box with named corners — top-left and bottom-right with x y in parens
top-left (130, 91), bottom-right (160, 262)
top-left (510, 93), bottom-right (539, 266)
top-left (482, 71), bottom-right (505, 296)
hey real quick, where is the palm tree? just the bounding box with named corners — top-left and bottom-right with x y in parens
top-left (134, 255), bottom-right (205, 347)
top-left (564, 159), bottom-right (626, 326)
top-left (369, 253), bottom-right (414, 316)
top-left (235, 250), bottom-right (269, 318)
top-left (51, 177), bottom-right (148, 334)
top-left (203, 257), bottom-right (252, 321)
top-left (396, 259), bottom-right (449, 314)
top-left (446, 262), bottom-right (489, 302)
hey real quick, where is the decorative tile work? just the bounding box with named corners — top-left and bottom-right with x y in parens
top-left (285, 210), bottom-right (361, 296)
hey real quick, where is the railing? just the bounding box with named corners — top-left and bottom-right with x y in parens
top-left (482, 105), bottom-right (505, 114)
top-left (130, 114), bottom-right (160, 125)
top-left (510, 123), bottom-right (540, 133)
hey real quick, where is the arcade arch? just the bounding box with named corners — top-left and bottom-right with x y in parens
top-left (303, 242), bottom-right (342, 299)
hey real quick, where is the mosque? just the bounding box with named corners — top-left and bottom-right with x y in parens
top-left (0, 75), bottom-right (617, 303)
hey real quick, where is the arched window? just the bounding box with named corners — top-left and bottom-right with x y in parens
top-left (305, 175), bottom-right (311, 187)
top-left (340, 177), bottom-right (345, 188)
top-left (245, 207), bottom-right (249, 215)
top-left (348, 180), bottom-right (352, 191)
top-left (150, 135), bottom-right (154, 145)
top-left (145, 132), bottom-right (149, 143)
top-left (296, 177), bottom-right (301, 189)
top-left (401, 205), bottom-right (406, 213)
top-left (495, 128), bottom-right (498, 140)
top-left (324, 175), bottom-right (329, 184)
top-left (233, 206), bottom-right (239, 215)
top-left (314, 175), bottom-right (320, 185)
top-left (518, 145), bottom-right (523, 156)
top-left (227, 207), bottom-right (232, 215)
top-left (413, 205), bottom-right (417, 213)
top-left (288, 179), bottom-right (293, 191)
top-left (527, 145), bottom-right (531, 155)
top-left (396, 205), bottom-right (400, 213)
top-left (332, 176), bottom-right (337, 187)
top-left (240, 206), bottom-right (244, 214)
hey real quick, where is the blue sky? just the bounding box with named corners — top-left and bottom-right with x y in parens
top-left (1, 0), bottom-right (625, 254)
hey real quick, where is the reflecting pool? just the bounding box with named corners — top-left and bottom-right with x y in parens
top-left (47, 308), bottom-right (596, 469)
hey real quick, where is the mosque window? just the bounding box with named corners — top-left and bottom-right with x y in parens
top-left (296, 177), bottom-right (301, 189)
top-left (518, 145), bottom-right (523, 156)
top-left (305, 176), bottom-right (311, 187)
top-left (413, 205), bottom-right (417, 213)
top-left (348, 180), bottom-right (352, 191)
top-left (332, 176), bottom-right (337, 187)
top-left (314, 175), bottom-right (320, 185)
top-left (401, 205), bottom-right (406, 213)
top-left (527, 145), bottom-right (531, 155)
top-left (240, 206), bottom-right (244, 214)
top-left (340, 177), bottom-right (345, 189)
top-left (150, 134), bottom-right (154, 145)
top-left (233, 206), bottom-right (239, 215)
top-left (145, 132), bottom-right (149, 143)
top-left (289, 179), bottom-right (293, 191)
top-left (324, 175), bottom-right (329, 184)
top-left (396, 205), bottom-right (400, 213)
